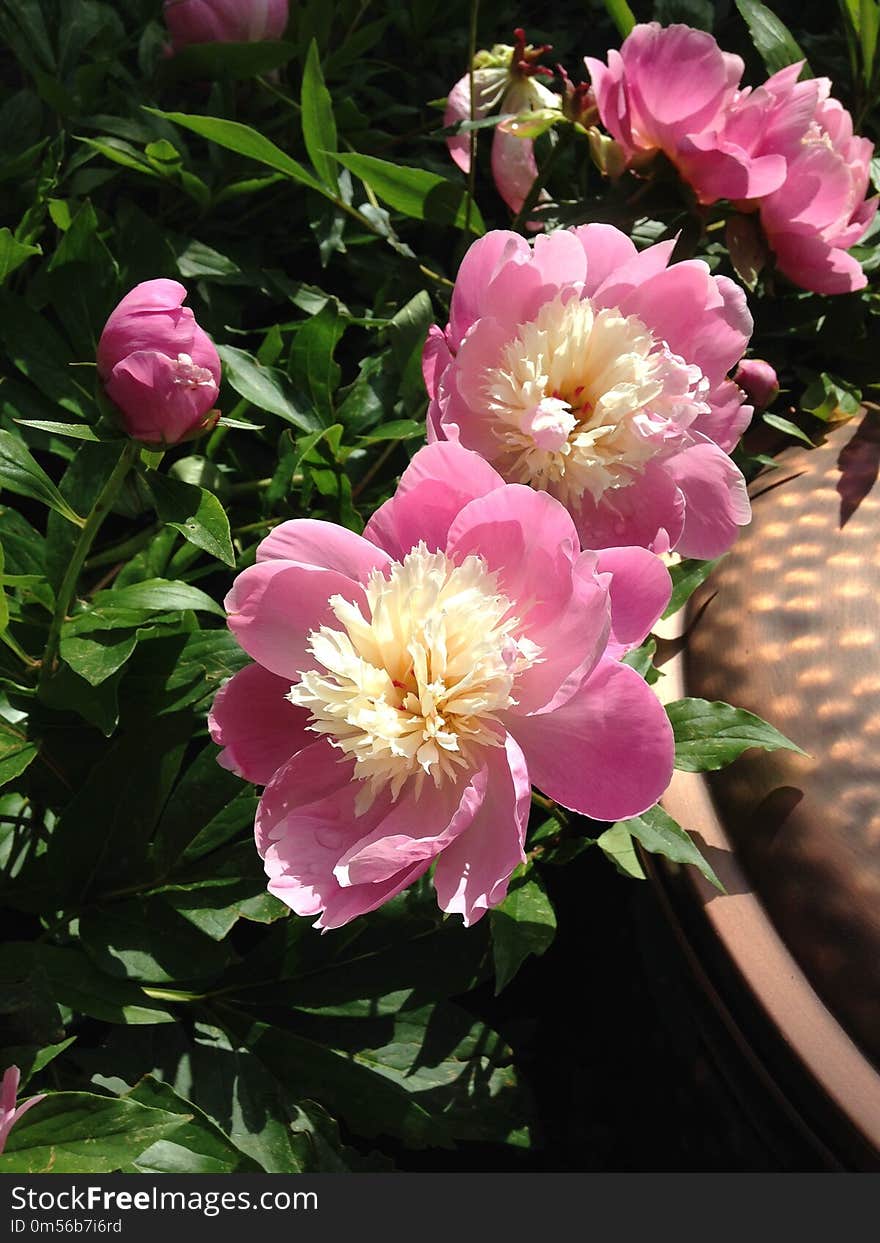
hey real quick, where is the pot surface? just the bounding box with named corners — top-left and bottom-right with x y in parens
top-left (684, 412), bottom-right (880, 1065)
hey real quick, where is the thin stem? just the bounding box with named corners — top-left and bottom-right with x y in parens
top-left (38, 439), bottom-right (140, 692)
top-left (464, 0), bottom-right (480, 238)
top-left (85, 525), bottom-right (158, 571)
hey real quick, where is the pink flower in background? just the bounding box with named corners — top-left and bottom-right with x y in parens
top-left (733, 359), bottom-right (779, 411)
top-left (757, 78), bottom-right (877, 293)
top-left (0, 1067), bottom-right (45, 1155)
top-left (210, 442), bottom-right (674, 928)
top-left (97, 280), bottom-right (221, 447)
top-left (585, 23), bottom-right (786, 204)
top-left (163, 0), bottom-right (289, 50)
top-left (445, 28), bottom-right (561, 215)
top-left (424, 226), bottom-right (752, 558)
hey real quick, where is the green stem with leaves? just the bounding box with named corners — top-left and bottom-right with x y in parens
top-left (38, 439), bottom-right (140, 692)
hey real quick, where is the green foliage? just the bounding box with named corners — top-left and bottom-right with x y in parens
top-left (490, 869), bottom-right (557, 993)
top-left (667, 698), bottom-right (807, 772)
top-left (734, 0), bottom-right (812, 75)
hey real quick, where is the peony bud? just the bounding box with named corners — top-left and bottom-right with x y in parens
top-left (734, 359), bottom-right (780, 412)
top-left (163, 0), bottom-right (289, 51)
top-left (97, 280), bottom-right (221, 447)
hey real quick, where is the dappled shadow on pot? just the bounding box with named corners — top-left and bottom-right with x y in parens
top-left (684, 423), bottom-right (880, 1066)
top-left (836, 408), bottom-right (880, 528)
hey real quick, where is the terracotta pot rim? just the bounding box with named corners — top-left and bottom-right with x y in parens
top-left (653, 610), bottom-right (880, 1162)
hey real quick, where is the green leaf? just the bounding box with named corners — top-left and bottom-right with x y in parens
top-left (152, 741), bottom-right (251, 874)
top-left (734, 0), bottom-right (811, 75)
top-left (860, 0), bottom-right (880, 84)
top-left (800, 370), bottom-right (862, 421)
top-left (597, 822), bottom-right (646, 879)
top-left (666, 697), bottom-right (807, 772)
top-left (44, 714), bottom-right (193, 903)
top-left (0, 1092), bottom-right (188, 1173)
top-left (0, 719), bottom-right (37, 789)
top-left (91, 578), bottom-right (225, 617)
top-left (490, 871), bottom-right (557, 994)
top-left (149, 109), bottom-right (325, 192)
top-left (334, 152), bottom-right (485, 234)
top-left (0, 944), bottom-right (175, 1026)
top-left (288, 304), bottom-right (345, 423)
top-left (147, 472), bottom-right (234, 567)
top-left (218, 343), bottom-right (321, 431)
top-left (301, 39), bottom-right (338, 192)
top-left (763, 412), bottom-right (815, 447)
top-left (14, 419), bottom-right (102, 441)
top-left (126, 1076), bottom-right (263, 1174)
top-left (0, 227), bottom-right (40, 283)
top-left (0, 431), bottom-right (83, 526)
top-left (80, 897), bottom-right (236, 984)
top-left (0, 1037), bottom-right (76, 1088)
top-left (161, 39), bottom-right (297, 82)
top-left (59, 630), bottom-right (140, 686)
top-left (663, 557), bottom-right (723, 619)
top-left (602, 0), bottom-right (637, 36)
top-left (615, 803), bottom-right (722, 889)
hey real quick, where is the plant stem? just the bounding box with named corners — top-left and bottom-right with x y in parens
top-left (464, 0), bottom-right (480, 238)
top-left (38, 439), bottom-right (140, 692)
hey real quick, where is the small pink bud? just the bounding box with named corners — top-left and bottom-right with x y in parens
top-left (97, 280), bottom-right (221, 447)
top-left (734, 359), bottom-right (779, 411)
top-left (163, 0), bottom-right (289, 52)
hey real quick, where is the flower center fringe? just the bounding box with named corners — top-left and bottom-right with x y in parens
top-left (288, 545), bottom-right (540, 810)
top-left (482, 293), bottom-right (709, 505)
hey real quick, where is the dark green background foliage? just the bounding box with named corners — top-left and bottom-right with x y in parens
top-left (0, 0), bottom-right (872, 1171)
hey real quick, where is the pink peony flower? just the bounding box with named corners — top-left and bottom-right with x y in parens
top-left (445, 29), bottom-right (561, 216)
top-left (210, 442), bottom-right (674, 928)
top-left (97, 280), bottom-right (221, 447)
top-left (756, 77), bottom-right (877, 293)
top-left (424, 225), bottom-right (752, 558)
top-left (733, 359), bottom-right (778, 411)
top-left (0, 1066), bottom-right (45, 1155)
top-left (163, 0), bottom-right (289, 50)
top-left (585, 23), bottom-right (787, 205)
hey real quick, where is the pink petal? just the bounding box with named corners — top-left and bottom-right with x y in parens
top-left (255, 739), bottom-right (426, 928)
top-left (334, 763), bottom-right (489, 886)
top-left (363, 442), bottom-right (505, 559)
top-left (256, 518), bottom-right (391, 581)
top-left (433, 733), bottom-right (530, 925)
top-left (693, 378), bottom-right (753, 452)
top-left (676, 137), bottom-right (786, 203)
top-left (448, 231), bottom-right (530, 345)
top-left (530, 229), bottom-right (588, 288)
top-left (422, 323), bottom-right (452, 400)
top-left (595, 546), bottom-right (671, 656)
top-left (208, 663), bottom-right (313, 785)
top-left (666, 437), bottom-right (751, 558)
top-left (509, 658), bottom-right (674, 821)
top-left (573, 459), bottom-right (686, 553)
top-left (617, 261), bottom-right (752, 386)
top-left (767, 229), bottom-right (868, 293)
top-left (446, 485), bottom-right (609, 712)
top-left (491, 125), bottom-right (541, 216)
top-left (571, 223), bottom-right (640, 297)
top-left (105, 350), bottom-right (219, 445)
top-left (225, 560), bottom-right (367, 681)
top-left (97, 281), bottom-right (195, 378)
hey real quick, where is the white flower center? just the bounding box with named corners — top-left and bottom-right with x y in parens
top-left (172, 353), bottom-right (215, 389)
top-left (288, 544), bottom-right (539, 809)
top-left (482, 293), bottom-right (708, 506)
